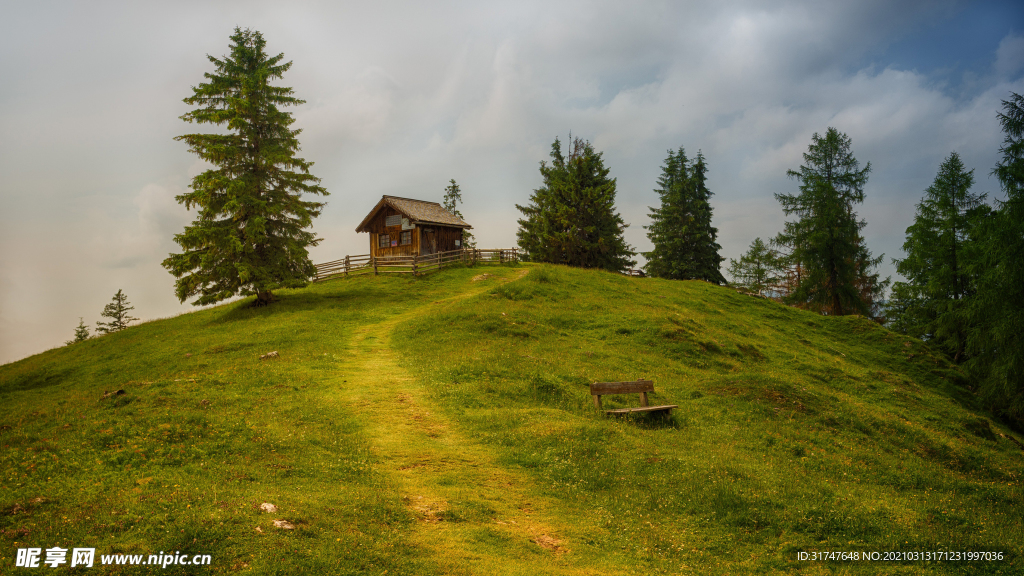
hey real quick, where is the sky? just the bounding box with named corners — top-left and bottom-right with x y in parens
top-left (1, 0), bottom-right (1022, 365)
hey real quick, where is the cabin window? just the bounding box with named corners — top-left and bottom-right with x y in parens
top-left (385, 214), bottom-right (402, 227)
top-left (400, 231), bottom-right (412, 245)
top-left (378, 234), bottom-right (390, 248)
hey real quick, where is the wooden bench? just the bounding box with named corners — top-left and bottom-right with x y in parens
top-left (590, 379), bottom-right (677, 415)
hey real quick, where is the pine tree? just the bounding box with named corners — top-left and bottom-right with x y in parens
top-left (967, 92), bottom-right (1024, 426)
top-left (852, 241), bottom-right (890, 320)
top-left (885, 281), bottom-right (927, 336)
top-left (644, 147), bottom-right (689, 278)
top-left (95, 290), bottom-right (139, 335)
top-left (65, 318), bottom-right (90, 345)
top-left (891, 152), bottom-right (986, 362)
top-left (727, 238), bottom-right (784, 297)
top-left (163, 28), bottom-right (327, 307)
top-left (643, 148), bottom-right (726, 283)
top-left (775, 127), bottom-right (886, 316)
top-left (442, 179), bottom-right (476, 248)
top-left (768, 236), bottom-right (803, 301)
top-left (516, 137), bottom-right (636, 271)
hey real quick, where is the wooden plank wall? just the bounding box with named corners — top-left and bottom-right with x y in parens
top-left (368, 206), bottom-right (420, 257)
top-left (419, 225), bottom-right (464, 255)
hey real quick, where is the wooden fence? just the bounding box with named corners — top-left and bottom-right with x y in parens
top-left (314, 248), bottom-right (519, 281)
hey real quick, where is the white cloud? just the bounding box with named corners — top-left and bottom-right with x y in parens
top-left (2, 0), bottom-right (1022, 363)
top-left (90, 183), bottom-right (191, 269)
top-left (995, 34), bottom-right (1024, 79)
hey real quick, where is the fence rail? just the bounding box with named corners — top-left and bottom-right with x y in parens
top-left (314, 248), bottom-right (519, 281)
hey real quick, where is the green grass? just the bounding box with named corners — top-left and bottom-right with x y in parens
top-left (1, 263), bottom-right (1022, 574)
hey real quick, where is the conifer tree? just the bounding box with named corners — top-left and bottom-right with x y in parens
top-left (516, 137), bottom-right (636, 271)
top-left (643, 148), bottom-right (725, 283)
top-left (65, 318), bottom-right (90, 345)
top-left (885, 281), bottom-right (926, 336)
top-left (727, 238), bottom-right (784, 297)
top-left (768, 236), bottom-right (803, 301)
top-left (163, 28), bottom-right (327, 307)
top-left (95, 290), bottom-right (139, 335)
top-left (775, 127), bottom-right (886, 316)
top-left (891, 152), bottom-right (986, 362)
top-left (968, 92), bottom-right (1024, 426)
top-left (442, 179), bottom-right (475, 248)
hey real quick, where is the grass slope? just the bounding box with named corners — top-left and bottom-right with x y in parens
top-left (1, 263), bottom-right (1021, 575)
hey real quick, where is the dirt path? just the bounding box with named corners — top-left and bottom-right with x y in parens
top-left (329, 271), bottom-right (615, 575)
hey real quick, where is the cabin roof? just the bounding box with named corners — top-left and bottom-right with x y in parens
top-left (355, 195), bottom-right (472, 232)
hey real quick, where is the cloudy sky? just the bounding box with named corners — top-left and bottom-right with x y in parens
top-left (1, 0), bottom-right (1022, 364)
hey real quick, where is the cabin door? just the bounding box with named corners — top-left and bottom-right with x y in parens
top-left (421, 228), bottom-right (437, 255)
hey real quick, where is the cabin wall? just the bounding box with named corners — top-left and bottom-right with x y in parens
top-left (418, 226), bottom-right (464, 255)
top-left (363, 205), bottom-right (466, 257)
top-left (367, 206), bottom-right (420, 257)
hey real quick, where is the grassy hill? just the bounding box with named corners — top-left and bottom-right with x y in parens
top-left (1, 263), bottom-right (1021, 575)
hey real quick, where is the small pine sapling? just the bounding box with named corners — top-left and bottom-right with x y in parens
top-left (65, 318), bottom-right (90, 345)
top-left (96, 289), bottom-right (139, 335)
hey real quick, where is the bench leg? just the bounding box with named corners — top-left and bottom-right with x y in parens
top-left (593, 395), bottom-right (602, 410)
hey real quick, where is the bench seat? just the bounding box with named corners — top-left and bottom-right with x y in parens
top-left (604, 404), bottom-right (678, 415)
top-left (590, 379), bottom-right (676, 416)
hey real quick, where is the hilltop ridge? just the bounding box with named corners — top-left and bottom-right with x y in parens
top-left (1, 263), bottom-right (1021, 575)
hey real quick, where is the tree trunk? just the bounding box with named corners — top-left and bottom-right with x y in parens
top-left (255, 290), bottom-right (274, 307)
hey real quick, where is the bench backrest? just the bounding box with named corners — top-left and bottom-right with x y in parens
top-left (590, 380), bottom-right (654, 396)
top-left (590, 380), bottom-right (655, 410)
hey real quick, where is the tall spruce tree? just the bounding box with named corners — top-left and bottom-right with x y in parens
top-left (163, 28), bottom-right (327, 307)
top-left (643, 148), bottom-right (726, 283)
top-left (727, 238), bottom-right (784, 297)
top-left (95, 290), bottom-right (139, 335)
top-left (516, 137), bottom-right (636, 271)
top-left (891, 152), bottom-right (986, 362)
top-left (967, 92), bottom-right (1024, 426)
top-left (775, 127), bottom-right (886, 316)
top-left (442, 179), bottom-right (475, 248)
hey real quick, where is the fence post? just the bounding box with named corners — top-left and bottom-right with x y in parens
top-left (413, 254), bottom-right (418, 276)
top-left (373, 255), bottom-right (378, 276)
top-left (344, 255), bottom-right (350, 277)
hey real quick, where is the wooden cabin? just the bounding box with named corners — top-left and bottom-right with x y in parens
top-left (355, 195), bottom-right (472, 258)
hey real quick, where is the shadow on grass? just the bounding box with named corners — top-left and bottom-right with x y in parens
top-left (207, 284), bottom-right (387, 325)
top-left (610, 410), bottom-right (683, 430)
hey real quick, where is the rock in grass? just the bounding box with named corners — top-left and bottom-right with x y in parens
top-left (272, 519), bottom-right (295, 530)
top-left (259, 503), bottom-right (278, 513)
top-left (101, 389), bottom-right (125, 399)
top-left (260, 351), bottom-right (279, 360)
